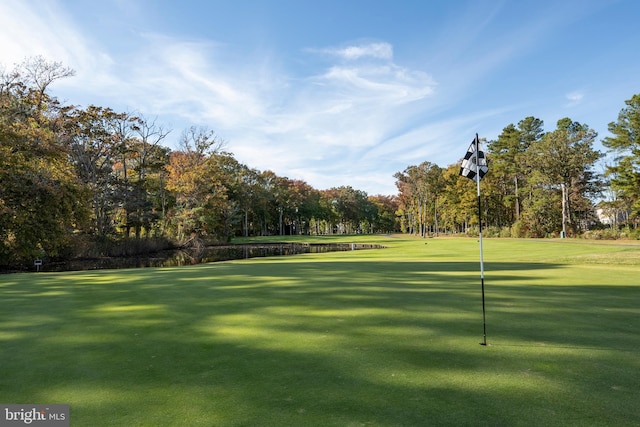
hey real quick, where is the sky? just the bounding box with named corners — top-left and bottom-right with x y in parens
top-left (1, 0), bottom-right (639, 195)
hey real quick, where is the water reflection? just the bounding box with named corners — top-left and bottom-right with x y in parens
top-left (42, 243), bottom-right (384, 272)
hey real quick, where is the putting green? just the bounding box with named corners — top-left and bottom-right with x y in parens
top-left (1, 236), bottom-right (639, 426)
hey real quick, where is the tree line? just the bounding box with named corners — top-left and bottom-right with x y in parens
top-left (1, 58), bottom-right (639, 268)
top-left (0, 58), bottom-right (399, 267)
top-left (395, 98), bottom-right (640, 240)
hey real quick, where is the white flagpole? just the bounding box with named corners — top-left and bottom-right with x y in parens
top-left (475, 133), bottom-right (487, 346)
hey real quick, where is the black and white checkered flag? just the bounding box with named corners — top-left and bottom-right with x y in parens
top-left (460, 135), bottom-right (488, 181)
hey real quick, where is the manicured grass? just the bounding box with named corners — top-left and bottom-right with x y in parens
top-left (1, 236), bottom-right (639, 426)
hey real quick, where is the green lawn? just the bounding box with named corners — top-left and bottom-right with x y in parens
top-left (1, 236), bottom-right (639, 426)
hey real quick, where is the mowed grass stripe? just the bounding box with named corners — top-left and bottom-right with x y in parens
top-left (1, 236), bottom-right (639, 426)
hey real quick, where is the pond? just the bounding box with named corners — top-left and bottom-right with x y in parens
top-left (38, 243), bottom-right (385, 272)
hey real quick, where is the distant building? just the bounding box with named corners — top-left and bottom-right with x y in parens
top-left (596, 207), bottom-right (629, 226)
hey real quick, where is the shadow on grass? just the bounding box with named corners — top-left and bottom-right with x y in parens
top-left (1, 259), bottom-right (639, 425)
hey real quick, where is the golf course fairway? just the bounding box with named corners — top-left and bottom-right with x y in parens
top-left (1, 236), bottom-right (639, 426)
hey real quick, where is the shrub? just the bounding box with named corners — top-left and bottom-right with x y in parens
top-left (484, 226), bottom-right (501, 237)
top-left (582, 226), bottom-right (640, 240)
top-left (511, 220), bottom-right (528, 238)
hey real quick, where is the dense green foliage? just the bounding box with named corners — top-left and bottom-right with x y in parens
top-left (1, 236), bottom-right (639, 425)
top-left (602, 94), bottom-right (640, 225)
top-left (0, 58), bottom-right (88, 265)
top-left (396, 117), bottom-right (605, 238)
top-left (1, 57), bottom-right (639, 267)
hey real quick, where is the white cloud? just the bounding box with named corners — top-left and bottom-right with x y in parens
top-left (565, 91), bottom-right (585, 107)
top-left (334, 42), bottom-right (394, 60)
top-left (319, 64), bottom-right (434, 104)
top-left (308, 41), bottom-right (394, 61)
top-left (0, 0), bottom-right (113, 88)
top-left (124, 35), bottom-right (267, 126)
top-left (0, 1), bottom-right (65, 64)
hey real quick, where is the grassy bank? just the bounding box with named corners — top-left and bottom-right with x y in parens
top-left (1, 236), bottom-right (639, 426)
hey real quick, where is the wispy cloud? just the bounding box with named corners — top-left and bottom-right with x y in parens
top-left (565, 91), bottom-right (585, 107)
top-left (0, 0), bottom-right (112, 83)
top-left (316, 42), bottom-right (394, 60)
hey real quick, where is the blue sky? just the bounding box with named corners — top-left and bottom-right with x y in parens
top-left (1, 0), bottom-right (639, 195)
